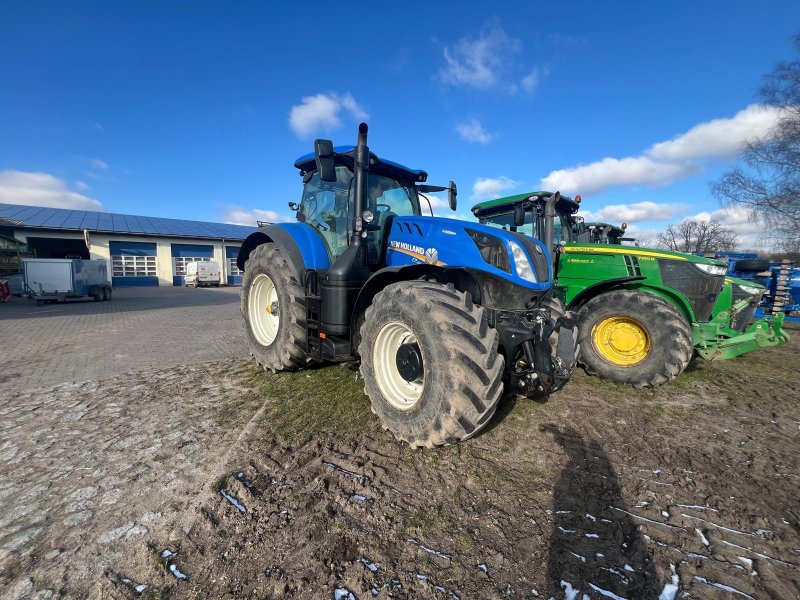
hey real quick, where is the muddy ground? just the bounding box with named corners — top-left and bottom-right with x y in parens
top-left (0, 329), bottom-right (800, 600)
top-left (91, 335), bottom-right (800, 600)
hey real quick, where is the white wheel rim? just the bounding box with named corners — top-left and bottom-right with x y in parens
top-left (249, 273), bottom-right (280, 346)
top-left (373, 321), bottom-right (424, 410)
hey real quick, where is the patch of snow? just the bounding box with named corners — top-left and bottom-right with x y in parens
top-left (360, 557), bottom-right (379, 572)
top-left (658, 563), bottom-right (679, 600)
top-left (624, 564), bottom-right (634, 572)
top-left (169, 564), bottom-right (188, 580)
top-left (561, 581), bottom-right (580, 600)
top-left (477, 563), bottom-right (489, 573)
top-left (661, 511), bottom-right (670, 518)
top-left (161, 549), bottom-right (175, 559)
top-left (676, 504), bottom-right (718, 512)
top-left (596, 553), bottom-right (605, 559)
top-left (687, 553), bottom-right (709, 560)
top-left (219, 489), bottom-right (245, 513)
top-left (134, 584), bottom-right (148, 593)
top-left (588, 582), bottom-right (628, 599)
top-left (610, 507), bottom-right (679, 529)
top-left (693, 576), bottom-right (755, 599)
top-left (585, 513), bottom-right (597, 521)
top-left (406, 538), bottom-right (451, 562)
top-left (586, 533), bottom-right (599, 539)
top-left (333, 588), bottom-right (356, 600)
top-left (350, 494), bottom-right (366, 502)
top-left (558, 526), bottom-right (577, 533)
top-left (695, 528), bottom-right (710, 546)
top-left (569, 552), bottom-right (586, 563)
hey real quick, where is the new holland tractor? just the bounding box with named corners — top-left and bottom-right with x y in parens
top-left (471, 191), bottom-right (789, 387)
top-left (237, 125), bottom-right (577, 448)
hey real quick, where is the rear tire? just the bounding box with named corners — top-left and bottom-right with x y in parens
top-left (241, 243), bottom-right (311, 372)
top-left (359, 281), bottom-right (504, 448)
top-left (734, 258), bottom-right (770, 273)
top-left (576, 290), bottom-right (692, 388)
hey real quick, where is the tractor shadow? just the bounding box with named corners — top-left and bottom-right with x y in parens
top-left (541, 425), bottom-right (661, 599)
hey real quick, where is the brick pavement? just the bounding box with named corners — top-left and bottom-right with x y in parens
top-left (0, 287), bottom-right (264, 598)
top-left (0, 286), bottom-right (248, 393)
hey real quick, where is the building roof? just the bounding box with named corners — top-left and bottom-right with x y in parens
top-left (0, 203), bottom-right (259, 241)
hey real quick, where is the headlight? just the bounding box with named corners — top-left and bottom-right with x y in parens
top-left (361, 210), bottom-right (374, 223)
top-left (509, 240), bottom-right (537, 283)
top-left (737, 283), bottom-right (763, 296)
top-left (693, 263), bottom-right (727, 276)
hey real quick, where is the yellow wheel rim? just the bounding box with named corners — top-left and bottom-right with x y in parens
top-left (592, 315), bottom-right (651, 366)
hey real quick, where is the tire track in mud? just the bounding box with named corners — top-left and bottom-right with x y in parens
top-left (114, 345), bottom-right (799, 600)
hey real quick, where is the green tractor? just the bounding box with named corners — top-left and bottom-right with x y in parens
top-left (237, 127), bottom-right (578, 448)
top-left (472, 191), bottom-right (789, 387)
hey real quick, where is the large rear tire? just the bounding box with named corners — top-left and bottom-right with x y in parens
top-left (359, 281), bottom-right (504, 448)
top-left (576, 290), bottom-right (692, 388)
top-left (241, 243), bottom-right (311, 372)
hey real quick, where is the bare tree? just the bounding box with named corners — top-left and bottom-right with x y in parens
top-left (711, 34), bottom-right (800, 251)
top-left (657, 218), bottom-right (738, 254)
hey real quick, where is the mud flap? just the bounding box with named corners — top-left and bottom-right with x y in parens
top-left (698, 312), bottom-right (790, 361)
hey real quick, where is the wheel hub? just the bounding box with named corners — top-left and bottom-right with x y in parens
top-left (248, 273), bottom-right (280, 346)
top-left (396, 342), bottom-right (423, 382)
top-left (593, 315), bottom-right (650, 366)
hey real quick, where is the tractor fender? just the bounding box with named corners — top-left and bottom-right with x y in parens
top-left (236, 222), bottom-right (330, 281)
top-left (569, 277), bottom-right (696, 324)
top-left (567, 276), bottom-right (646, 310)
top-left (351, 264), bottom-right (480, 328)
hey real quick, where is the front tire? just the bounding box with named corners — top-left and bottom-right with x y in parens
top-left (241, 243), bottom-right (311, 372)
top-left (359, 281), bottom-right (504, 448)
top-left (576, 290), bottom-right (692, 387)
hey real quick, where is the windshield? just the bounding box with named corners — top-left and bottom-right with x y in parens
top-left (479, 208), bottom-right (572, 244)
top-left (298, 166), bottom-right (421, 260)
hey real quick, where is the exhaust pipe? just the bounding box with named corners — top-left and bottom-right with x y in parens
top-left (543, 191), bottom-right (560, 256)
top-left (352, 122), bottom-right (370, 246)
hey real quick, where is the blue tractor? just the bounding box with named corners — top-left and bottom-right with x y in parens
top-left (237, 124), bottom-right (577, 447)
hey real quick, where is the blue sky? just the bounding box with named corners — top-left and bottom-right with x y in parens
top-left (1, 1), bottom-right (798, 247)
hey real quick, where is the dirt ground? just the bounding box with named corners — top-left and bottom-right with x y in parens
top-left (82, 332), bottom-right (800, 600)
top-left (2, 327), bottom-right (797, 600)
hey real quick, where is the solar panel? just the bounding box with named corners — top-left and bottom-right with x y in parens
top-left (0, 202), bottom-right (258, 240)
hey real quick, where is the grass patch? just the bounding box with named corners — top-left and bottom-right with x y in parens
top-left (241, 362), bottom-right (372, 444)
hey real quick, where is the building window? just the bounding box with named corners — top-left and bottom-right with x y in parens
top-left (172, 256), bottom-right (211, 275)
top-left (112, 255), bottom-right (157, 278)
top-left (228, 258), bottom-right (242, 276)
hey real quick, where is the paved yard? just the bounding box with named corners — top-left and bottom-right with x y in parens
top-left (0, 286), bottom-right (261, 599)
top-left (0, 286), bottom-right (247, 393)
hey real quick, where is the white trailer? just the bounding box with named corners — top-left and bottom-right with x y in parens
top-left (23, 259), bottom-right (112, 304)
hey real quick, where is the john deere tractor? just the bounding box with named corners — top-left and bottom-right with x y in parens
top-left (472, 191), bottom-right (788, 387)
top-left (237, 125), bottom-right (577, 448)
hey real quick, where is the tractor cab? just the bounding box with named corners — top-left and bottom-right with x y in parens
top-left (580, 222), bottom-right (631, 245)
top-left (472, 190), bottom-right (581, 250)
top-left (292, 147), bottom-right (429, 264)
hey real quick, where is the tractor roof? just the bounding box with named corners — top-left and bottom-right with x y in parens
top-left (471, 191), bottom-right (580, 215)
top-left (294, 146), bottom-right (428, 183)
top-left (584, 222), bottom-right (626, 235)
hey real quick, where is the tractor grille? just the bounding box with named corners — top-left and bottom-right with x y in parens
top-left (730, 286), bottom-right (759, 332)
top-left (658, 260), bottom-right (724, 322)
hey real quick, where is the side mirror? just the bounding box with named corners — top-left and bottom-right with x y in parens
top-left (513, 204), bottom-right (526, 227)
top-left (448, 181), bottom-right (457, 211)
top-left (314, 139), bottom-right (336, 182)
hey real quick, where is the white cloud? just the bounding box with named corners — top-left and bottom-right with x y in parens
top-left (472, 176), bottom-right (519, 200)
top-left (539, 104), bottom-right (785, 195)
top-left (456, 119), bottom-right (493, 144)
top-left (88, 158), bottom-right (108, 170)
top-left (521, 66), bottom-right (549, 93)
top-left (288, 92), bottom-right (368, 138)
top-left (542, 156), bottom-right (697, 195)
top-left (648, 105), bottom-right (785, 161)
top-left (74, 180), bottom-right (89, 190)
top-left (222, 205), bottom-right (293, 226)
top-left (578, 201), bottom-right (688, 223)
top-left (0, 171), bottom-right (103, 210)
top-left (439, 23), bottom-right (521, 89)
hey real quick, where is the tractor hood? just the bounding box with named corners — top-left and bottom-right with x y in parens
top-left (563, 242), bottom-right (728, 267)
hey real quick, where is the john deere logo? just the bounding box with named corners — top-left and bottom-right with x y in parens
top-left (424, 248), bottom-right (439, 264)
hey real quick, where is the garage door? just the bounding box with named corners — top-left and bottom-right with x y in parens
top-left (226, 246), bottom-right (242, 286)
top-left (110, 241), bottom-right (158, 287)
top-left (172, 243), bottom-right (213, 286)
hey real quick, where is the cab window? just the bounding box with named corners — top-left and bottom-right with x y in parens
top-left (298, 166), bottom-right (354, 259)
